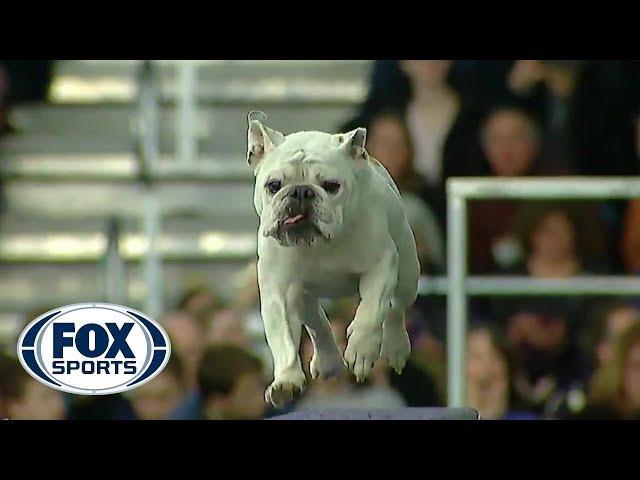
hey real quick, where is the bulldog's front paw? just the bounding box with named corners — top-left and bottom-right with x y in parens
top-left (265, 368), bottom-right (306, 407)
top-left (344, 323), bottom-right (383, 382)
top-left (310, 348), bottom-right (346, 380)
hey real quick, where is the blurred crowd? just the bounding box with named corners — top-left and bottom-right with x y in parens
top-left (1, 60), bottom-right (640, 420)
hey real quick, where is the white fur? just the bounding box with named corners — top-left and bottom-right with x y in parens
top-left (247, 113), bottom-right (420, 407)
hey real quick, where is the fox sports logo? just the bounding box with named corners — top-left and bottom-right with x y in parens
top-left (17, 303), bottom-right (171, 395)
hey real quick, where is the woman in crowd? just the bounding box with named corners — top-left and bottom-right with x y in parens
top-left (0, 354), bottom-right (66, 420)
top-left (196, 345), bottom-right (268, 420)
top-left (162, 310), bottom-right (206, 392)
top-left (396, 60), bottom-right (488, 189)
top-left (466, 324), bottom-right (536, 420)
top-left (176, 286), bottom-right (221, 322)
top-left (509, 202), bottom-right (608, 278)
top-left (128, 353), bottom-right (187, 420)
top-left (202, 308), bottom-right (251, 348)
top-left (353, 60), bottom-right (488, 227)
top-left (468, 104), bottom-right (555, 274)
top-left (545, 301), bottom-right (640, 419)
top-left (491, 203), bottom-right (603, 413)
top-left (580, 323), bottom-right (640, 419)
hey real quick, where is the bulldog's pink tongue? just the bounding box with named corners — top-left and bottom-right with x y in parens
top-left (284, 214), bottom-right (305, 226)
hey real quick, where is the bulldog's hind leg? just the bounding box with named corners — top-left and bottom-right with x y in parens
top-left (344, 245), bottom-right (398, 381)
top-left (381, 306), bottom-right (411, 374)
top-left (303, 296), bottom-right (346, 380)
top-left (382, 215), bottom-right (420, 374)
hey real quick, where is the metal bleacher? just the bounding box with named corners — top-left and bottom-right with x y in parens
top-left (0, 60), bottom-right (372, 331)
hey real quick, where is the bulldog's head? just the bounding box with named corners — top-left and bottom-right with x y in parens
top-left (246, 111), bottom-right (369, 247)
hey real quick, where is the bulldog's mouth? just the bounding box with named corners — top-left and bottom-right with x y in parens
top-left (283, 213), bottom-right (308, 227)
top-left (270, 211), bottom-right (328, 247)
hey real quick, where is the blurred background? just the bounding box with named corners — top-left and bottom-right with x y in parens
top-left (0, 60), bottom-right (639, 420)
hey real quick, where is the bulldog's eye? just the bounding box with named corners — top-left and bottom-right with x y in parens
top-left (322, 181), bottom-right (340, 194)
top-left (266, 180), bottom-right (282, 194)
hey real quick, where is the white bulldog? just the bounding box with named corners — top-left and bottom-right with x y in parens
top-left (246, 111), bottom-right (420, 407)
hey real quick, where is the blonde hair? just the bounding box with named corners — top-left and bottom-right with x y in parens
top-left (589, 322), bottom-right (640, 414)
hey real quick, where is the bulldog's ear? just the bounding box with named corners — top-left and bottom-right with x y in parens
top-left (335, 127), bottom-right (368, 161)
top-left (247, 111), bottom-right (285, 169)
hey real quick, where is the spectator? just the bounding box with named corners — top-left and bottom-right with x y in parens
top-left (163, 310), bottom-right (205, 390)
top-left (230, 260), bottom-right (260, 316)
top-left (203, 308), bottom-right (251, 348)
top-left (361, 60), bottom-right (533, 125)
top-left (491, 203), bottom-right (604, 412)
top-left (129, 353), bottom-right (187, 420)
top-left (510, 202), bottom-right (607, 278)
top-left (482, 105), bottom-right (539, 174)
top-left (0, 354), bottom-right (66, 420)
top-left (468, 105), bottom-right (551, 274)
top-left (365, 108), bottom-right (425, 192)
top-left (546, 301), bottom-right (640, 418)
top-left (507, 60), bottom-right (640, 176)
top-left (176, 286), bottom-right (220, 321)
top-left (466, 324), bottom-right (537, 419)
top-left (502, 61), bottom-right (639, 267)
top-left (398, 60), bottom-right (486, 186)
top-left (496, 303), bottom-right (589, 416)
top-left (588, 302), bottom-right (640, 370)
top-left (355, 61), bottom-right (488, 196)
top-left (197, 345), bottom-right (268, 420)
top-left (581, 323), bottom-right (640, 419)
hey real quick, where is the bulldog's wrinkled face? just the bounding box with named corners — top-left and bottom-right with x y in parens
top-left (246, 112), bottom-right (368, 247)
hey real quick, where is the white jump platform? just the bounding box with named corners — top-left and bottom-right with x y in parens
top-left (268, 408), bottom-right (480, 420)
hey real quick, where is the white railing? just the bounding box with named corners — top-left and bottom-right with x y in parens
top-left (136, 61), bottom-right (163, 319)
top-left (176, 61), bottom-right (198, 168)
top-left (445, 177), bottom-right (640, 407)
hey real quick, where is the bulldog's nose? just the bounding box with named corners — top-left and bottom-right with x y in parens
top-left (291, 185), bottom-right (315, 201)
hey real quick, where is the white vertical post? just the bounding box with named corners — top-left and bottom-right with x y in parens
top-left (137, 60), bottom-right (163, 319)
top-left (447, 184), bottom-right (468, 408)
top-left (104, 218), bottom-right (126, 305)
top-left (176, 61), bottom-right (198, 167)
top-left (143, 190), bottom-right (163, 319)
top-left (139, 62), bottom-right (160, 173)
